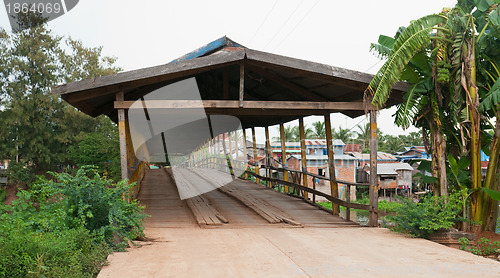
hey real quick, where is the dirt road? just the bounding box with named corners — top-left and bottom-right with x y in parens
top-left (99, 226), bottom-right (500, 278)
top-left (98, 169), bottom-right (500, 277)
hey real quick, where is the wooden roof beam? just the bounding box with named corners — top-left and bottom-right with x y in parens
top-left (114, 100), bottom-right (371, 110)
top-left (245, 64), bottom-right (329, 102)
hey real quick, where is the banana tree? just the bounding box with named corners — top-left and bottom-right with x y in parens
top-left (367, 14), bottom-right (450, 196)
top-left (367, 0), bottom-right (500, 231)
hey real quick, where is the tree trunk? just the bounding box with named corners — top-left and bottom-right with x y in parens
top-left (436, 131), bottom-right (448, 196)
top-left (482, 112), bottom-right (500, 231)
top-left (429, 121), bottom-right (447, 196)
top-left (467, 38), bottom-right (483, 232)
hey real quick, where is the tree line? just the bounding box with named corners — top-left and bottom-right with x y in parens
top-left (273, 122), bottom-right (422, 154)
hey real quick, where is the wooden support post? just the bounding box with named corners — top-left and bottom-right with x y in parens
top-left (234, 131), bottom-right (239, 172)
top-left (228, 132), bottom-right (233, 173)
top-left (299, 117), bottom-right (308, 200)
top-left (369, 110), bottom-right (379, 227)
top-left (117, 92), bottom-right (128, 181)
top-left (265, 126), bottom-right (271, 187)
top-left (346, 185), bottom-right (351, 222)
top-left (239, 62), bottom-right (244, 107)
top-left (243, 129), bottom-right (248, 179)
top-left (312, 178), bottom-right (316, 203)
top-left (325, 114), bottom-right (340, 214)
top-left (216, 136), bottom-right (220, 170)
top-left (279, 123), bottom-right (289, 193)
top-left (252, 127), bottom-right (259, 184)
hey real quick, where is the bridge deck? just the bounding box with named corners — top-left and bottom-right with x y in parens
top-left (99, 169), bottom-right (500, 278)
top-left (139, 168), bottom-right (356, 228)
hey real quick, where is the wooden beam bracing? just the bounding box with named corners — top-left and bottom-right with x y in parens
top-left (239, 62), bottom-right (244, 107)
top-left (245, 64), bottom-right (329, 102)
top-left (325, 114), bottom-right (340, 215)
top-left (252, 127), bottom-right (259, 184)
top-left (265, 126), bottom-right (271, 187)
top-left (279, 123), bottom-right (289, 193)
top-left (299, 117), bottom-right (308, 200)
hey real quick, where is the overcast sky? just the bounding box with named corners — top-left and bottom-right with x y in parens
top-left (1, 0), bottom-right (458, 142)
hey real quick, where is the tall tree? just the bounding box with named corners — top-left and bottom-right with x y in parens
top-left (332, 126), bottom-right (352, 143)
top-left (311, 121), bottom-right (326, 139)
top-left (0, 14), bottom-right (121, 177)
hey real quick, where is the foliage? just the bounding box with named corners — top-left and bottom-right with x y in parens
top-left (378, 132), bottom-right (423, 154)
top-left (0, 226), bottom-right (109, 278)
top-left (311, 121), bottom-right (326, 139)
top-left (332, 127), bottom-right (352, 143)
top-left (0, 15), bottom-right (121, 175)
top-left (68, 116), bottom-right (121, 181)
top-left (0, 166), bottom-right (148, 277)
top-left (5, 160), bottom-right (35, 185)
top-left (378, 200), bottom-right (405, 213)
top-left (29, 166), bottom-right (147, 246)
top-left (459, 237), bottom-right (500, 256)
top-left (317, 199), bottom-right (403, 213)
top-left (386, 194), bottom-right (462, 238)
top-left (0, 187), bottom-right (5, 204)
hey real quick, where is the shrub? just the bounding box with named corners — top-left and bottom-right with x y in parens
top-left (6, 161), bottom-right (35, 185)
top-left (0, 187), bottom-right (5, 204)
top-left (0, 225), bottom-right (109, 278)
top-left (459, 237), bottom-right (500, 256)
top-left (0, 166), bottom-right (149, 277)
top-left (30, 166), bottom-right (148, 247)
top-left (386, 193), bottom-right (462, 238)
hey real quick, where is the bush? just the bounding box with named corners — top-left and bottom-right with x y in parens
top-left (0, 187), bottom-right (5, 204)
top-left (30, 166), bottom-right (147, 247)
top-left (459, 237), bottom-right (500, 256)
top-left (386, 193), bottom-right (462, 238)
top-left (6, 161), bottom-right (35, 185)
top-left (0, 226), bottom-right (109, 278)
top-left (0, 166), bottom-right (148, 277)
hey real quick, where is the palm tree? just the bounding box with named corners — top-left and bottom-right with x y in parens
top-left (311, 121), bottom-right (326, 139)
top-left (332, 126), bottom-right (352, 143)
top-left (273, 125), bottom-right (296, 141)
top-left (355, 123), bottom-right (370, 150)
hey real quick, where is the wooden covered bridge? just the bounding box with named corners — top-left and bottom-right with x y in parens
top-left (53, 38), bottom-right (500, 278)
top-left (54, 37), bottom-right (407, 228)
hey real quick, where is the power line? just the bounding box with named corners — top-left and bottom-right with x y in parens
top-left (272, 0), bottom-right (320, 52)
top-left (248, 0), bottom-right (278, 45)
top-left (263, 0), bottom-right (305, 50)
top-left (364, 59), bottom-right (382, 73)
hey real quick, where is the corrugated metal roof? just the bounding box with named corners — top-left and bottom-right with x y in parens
top-left (271, 140), bottom-right (344, 148)
top-left (349, 152), bottom-right (396, 161)
top-left (289, 154), bottom-right (356, 160)
top-left (366, 162), bottom-right (414, 175)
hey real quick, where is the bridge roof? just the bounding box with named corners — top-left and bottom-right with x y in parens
top-left (53, 36), bottom-right (407, 128)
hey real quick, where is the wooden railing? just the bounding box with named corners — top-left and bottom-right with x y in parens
top-left (188, 156), bottom-right (375, 222)
top-left (128, 160), bottom-right (149, 199)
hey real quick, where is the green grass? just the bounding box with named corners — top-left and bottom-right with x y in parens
top-left (316, 198), bottom-right (403, 213)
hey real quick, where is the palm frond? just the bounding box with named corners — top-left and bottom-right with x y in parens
top-left (394, 83), bottom-right (427, 128)
top-left (370, 43), bottom-right (391, 59)
top-left (368, 14), bottom-right (448, 108)
top-left (480, 77), bottom-right (500, 112)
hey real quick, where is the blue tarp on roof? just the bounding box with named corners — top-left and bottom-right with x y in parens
top-left (169, 36), bottom-right (245, 64)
